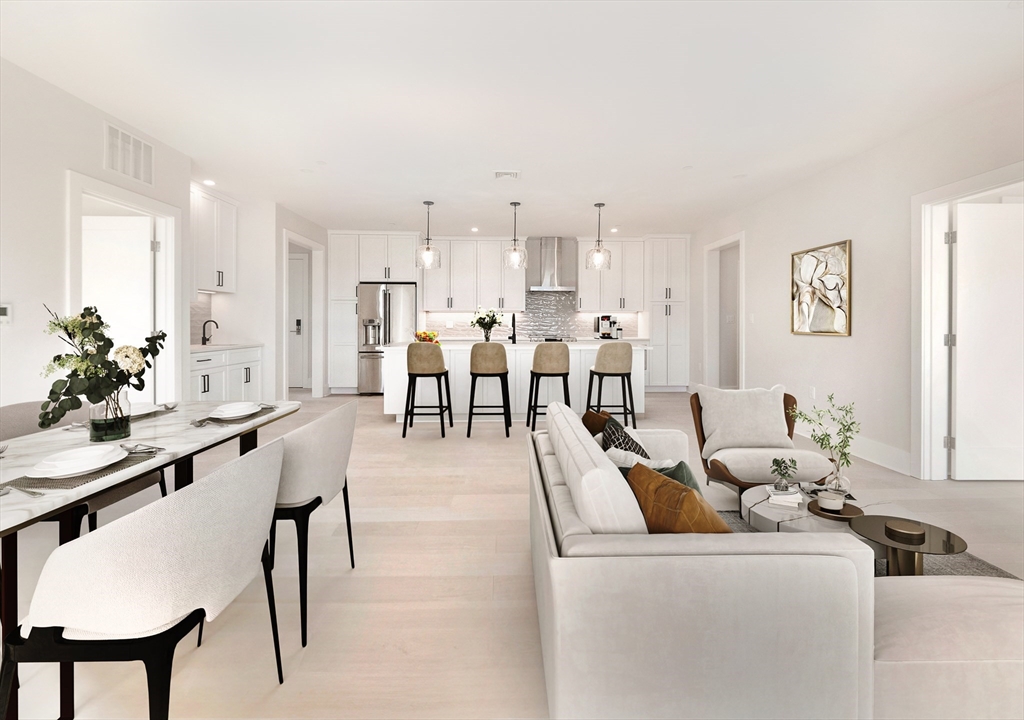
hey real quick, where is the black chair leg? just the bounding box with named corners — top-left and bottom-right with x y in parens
top-left (343, 482), bottom-right (355, 569)
top-left (562, 374), bottom-right (571, 407)
top-left (620, 375), bottom-right (629, 427)
top-left (435, 375), bottom-right (446, 438)
top-left (596, 374), bottom-right (604, 413)
top-left (525, 374), bottom-right (535, 427)
top-left (196, 618), bottom-right (204, 648)
top-left (444, 372), bottom-right (454, 428)
top-left (586, 370), bottom-right (595, 411)
top-left (626, 375), bottom-right (637, 427)
top-left (158, 469), bottom-right (168, 497)
top-left (467, 375), bottom-right (478, 438)
top-left (293, 507), bottom-right (312, 648)
top-left (268, 518), bottom-right (278, 570)
top-left (0, 644), bottom-right (15, 715)
top-left (88, 512), bottom-right (97, 533)
top-left (531, 373), bottom-right (544, 432)
top-left (402, 376), bottom-right (414, 438)
top-left (409, 376), bottom-right (418, 427)
top-left (500, 374), bottom-right (511, 437)
top-left (261, 542), bottom-right (284, 684)
top-left (142, 647), bottom-right (175, 720)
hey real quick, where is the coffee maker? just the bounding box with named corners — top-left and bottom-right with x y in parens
top-left (594, 315), bottom-right (619, 339)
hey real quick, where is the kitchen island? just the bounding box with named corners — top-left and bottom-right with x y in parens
top-left (382, 339), bottom-right (647, 422)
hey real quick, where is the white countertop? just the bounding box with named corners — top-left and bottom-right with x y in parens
top-left (386, 338), bottom-right (649, 350)
top-left (190, 343), bottom-right (264, 352)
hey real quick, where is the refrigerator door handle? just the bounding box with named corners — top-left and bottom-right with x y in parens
top-left (384, 290), bottom-right (391, 345)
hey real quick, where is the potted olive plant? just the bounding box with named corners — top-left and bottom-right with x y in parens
top-left (789, 393), bottom-right (860, 494)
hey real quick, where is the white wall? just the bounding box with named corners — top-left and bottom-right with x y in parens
top-left (0, 59), bottom-right (192, 406)
top-left (689, 81), bottom-right (1024, 475)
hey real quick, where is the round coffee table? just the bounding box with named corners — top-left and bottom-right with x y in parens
top-left (850, 515), bottom-right (967, 576)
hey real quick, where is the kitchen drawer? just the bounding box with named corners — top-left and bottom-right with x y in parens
top-left (190, 351), bottom-right (228, 371)
top-left (227, 347), bottom-right (261, 365)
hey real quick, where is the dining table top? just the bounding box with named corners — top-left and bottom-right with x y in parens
top-left (0, 400), bottom-right (300, 536)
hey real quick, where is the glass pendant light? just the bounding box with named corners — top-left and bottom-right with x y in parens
top-left (416, 200), bottom-right (440, 270)
top-left (503, 201), bottom-right (527, 270)
top-left (586, 202), bottom-right (612, 270)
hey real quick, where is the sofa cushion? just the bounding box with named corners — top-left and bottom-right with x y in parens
top-left (602, 416), bottom-right (650, 457)
top-left (695, 384), bottom-right (794, 459)
top-left (624, 464), bottom-right (732, 534)
top-left (874, 576), bottom-right (1024, 720)
top-left (546, 402), bottom-right (648, 534)
top-left (708, 448), bottom-right (834, 483)
top-left (581, 409), bottom-right (612, 436)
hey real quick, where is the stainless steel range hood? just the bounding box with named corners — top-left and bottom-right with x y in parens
top-left (526, 237), bottom-right (577, 291)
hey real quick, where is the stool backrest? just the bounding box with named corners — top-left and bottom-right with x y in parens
top-left (532, 342), bottom-right (570, 374)
top-left (1, 401), bottom-right (90, 441)
top-left (22, 439), bottom-right (284, 639)
top-left (594, 341), bottom-right (632, 373)
top-left (407, 342), bottom-right (446, 374)
top-left (471, 342), bottom-right (508, 374)
top-left (277, 401), bottom-right (357, 506)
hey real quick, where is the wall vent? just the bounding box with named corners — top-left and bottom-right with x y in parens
top-left (494, 171), bottom-right (520, 179)
top-left (104, 123), bottom-right (154, 185)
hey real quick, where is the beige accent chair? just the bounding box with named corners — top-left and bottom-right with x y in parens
top-left (467, 342), bottom-right (511, 438)
top-left (402, 342), bottom-right (453, 438)
top-left (526, 342), bottom-right (571, 431)
top-left (585, 341), bottom-right (636, 427)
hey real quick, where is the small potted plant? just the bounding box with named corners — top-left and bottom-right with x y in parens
top-left (789, 393), bottom-right (860, 495)
top-left (770, 457), bottom-right (798, 492)
top-left (470, 307), bottom-right (503, 342)
top-left (40, 306), bottom-right (166, 442)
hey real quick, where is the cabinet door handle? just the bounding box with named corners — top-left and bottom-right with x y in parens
top-left (668, 305), bottom-right (672, 316)
top-left (245, 367), bottom-right (250, 383)
top-left (579, 297), bottom-right (582, 310)
top-left (665, 287), bottom-right (668, 299)
top-left (196, 358), bottom-right (212, 363)
top-left (668, 287), bottom-right (672, 299)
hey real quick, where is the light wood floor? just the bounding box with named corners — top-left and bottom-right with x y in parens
top-left (15, 391), bottom-right (1023, 718)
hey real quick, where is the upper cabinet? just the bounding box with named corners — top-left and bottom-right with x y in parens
top-left (645, 237), bottom-right (688, 302)
top-left (358, 234), bottom-right (418, 282)
top-left (329, 234), bottom-right (359, 300)
top-left (577, 240), bottom-right (645, 312)
top-left (476, 241), bottom-right (525, 312)
top-left (192, 185), bottom-right (238, 293)
top-left (424, 240), bottom-right (480, 311)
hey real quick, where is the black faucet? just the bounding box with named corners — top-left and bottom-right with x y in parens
top-left (201, 319), bottom-right (219, 346)
top-left (508, 313), bottom-right (517, 344)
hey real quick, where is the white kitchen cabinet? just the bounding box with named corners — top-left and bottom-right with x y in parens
top-left (329, 234), bottom-right (359, 300)
top-left (476, 241), bottom-right (525, 312)
top-left (423, 239), bottom-right (450, 311)
top-left (423, 241), bottom-right (478, 311)
top-left (358, 234), bottom-right (418, 282)
top-left (578, 240), bottom-right (645, 312)
top-left (329, 299), bottom-right (358, 388)
top-left (190, 347), bottom-right (262, 401)
top-left (502, 263), bottom-right (526, 311)
top-left (645, 237), bottom-right (688, 302)
top-left (191, 185), bottom-right (238, 293)
top-left (648, 301), bottom-right (689, 387)
top-left (191, 366), bottom-right (227, 401)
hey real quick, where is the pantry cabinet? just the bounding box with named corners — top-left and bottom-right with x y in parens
top-left (647, 301), bottom-right (689, 387)
top-left (645, 237), bottom-right (688, 302)
top-left (328, 233), bottom-right (360, 388)
top-left (191, 185), bottom-right (238, 293)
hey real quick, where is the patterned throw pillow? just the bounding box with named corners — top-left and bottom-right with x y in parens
top-left (602, 416), bottom-right (649, 458)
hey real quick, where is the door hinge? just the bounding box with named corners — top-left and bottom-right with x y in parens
top-left (944, 333), bottom-right (957, 346)
top-left (943, 436), bottom-right (956, 450)
top-left (151, 240), bottom-right (161, 252)
top-left (944, 231), bottom-right (957, 244)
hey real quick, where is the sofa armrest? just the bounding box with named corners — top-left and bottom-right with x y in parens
top-left (634, 428), bottom-right (690, 466)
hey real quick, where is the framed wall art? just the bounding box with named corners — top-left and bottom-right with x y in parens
top-left (791, 239), bottom-right (851, 336)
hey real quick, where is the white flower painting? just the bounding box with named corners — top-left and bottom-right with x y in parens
top-left (791, 240), bottom-right (850, 336)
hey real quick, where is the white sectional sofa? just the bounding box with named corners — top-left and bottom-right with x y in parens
top-left (529, 402), bottom-right (1024, 720)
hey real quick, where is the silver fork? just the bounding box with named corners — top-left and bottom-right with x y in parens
top-left (0, 485), bottom-right (44, 498)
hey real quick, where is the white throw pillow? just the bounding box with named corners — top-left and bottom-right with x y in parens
top-left (605, 446), bottom-right (676, 469)
top-left (695, 384), bottom-right (794, 459)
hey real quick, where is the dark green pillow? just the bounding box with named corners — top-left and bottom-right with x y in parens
top-left (617, 461), bottom-right (703, 496)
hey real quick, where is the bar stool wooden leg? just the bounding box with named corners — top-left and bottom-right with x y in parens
top-left (626, 374), bottom-right (637, 427)
top-left (586, 370), bottom-right (596, 411)
top-left (596, 374), bottom-right (605, 413)
top-left (619, 375), bottom-right (630, 427)
top-left (402, 377), bottom-right (414, 438)
top-left (562, 374), bottom-right (570, 407)
top-left (435, 375), bottom-right (446, 438)
top-left (467, 375), bottom-right (478, 438)
top-left (525, 373), bottom-right (535, 427)
top-left (444, 371), bottom-right (454, 427)
top-left (500, 373), bottom-right (511, 437)
top-left (530, 374), bottom-right (542, 432)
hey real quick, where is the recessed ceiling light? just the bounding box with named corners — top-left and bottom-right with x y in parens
top-left (610, 228), bottom-right (619, 233)
top-left (681, 165), bottom-right (694, 171)
top-left (202, 179), bottom-right (216, 186)
top-left (471, 227), bottom-right (479, 232)
top-left (732, 173), bottom-right (748, 179)
top-left (316, 160), bottom-right (327, 166)
top-left (300, 168), bottom-right (313, 174)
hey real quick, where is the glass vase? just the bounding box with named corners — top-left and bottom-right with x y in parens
top-left (89, 389), bottom-right (132, 442)
top-left (482, 328), bottom-right (492, 342)
top-left (824, 466), bottom-right (852, 497)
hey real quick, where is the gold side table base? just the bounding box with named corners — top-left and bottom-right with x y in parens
top-left (887, 547), bottom-right (924, 576)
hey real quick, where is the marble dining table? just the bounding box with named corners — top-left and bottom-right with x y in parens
top-left (0, 400), bottom-right (300, 719)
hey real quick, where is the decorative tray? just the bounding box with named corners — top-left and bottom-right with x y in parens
top-left (807, 499), bottom-right (864, 522)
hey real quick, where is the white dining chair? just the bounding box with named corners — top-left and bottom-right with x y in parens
top-left (0, 438), bottom-right (287, 720)
top-left (270, 401), bottom-right (357, 648)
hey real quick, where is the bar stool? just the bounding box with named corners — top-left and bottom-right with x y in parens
top-left (403, 342), bottom-right (453, 438)
top-left (526, 342), bottom-right (571, 431)
top-left (467, 342), bottom-right (511, 438)
top-left (586, 341), bottom-right (637, 427)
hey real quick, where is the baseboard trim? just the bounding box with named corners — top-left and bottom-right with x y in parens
top-left (646, 386), bottom-right (689, 393)
top-left (794, 426), bottom-right (912, 477)
top-left (329, 387), bottom-right (359, 395)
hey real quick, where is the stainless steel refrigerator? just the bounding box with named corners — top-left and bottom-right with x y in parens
top-left (357, 282), bottom-right (417, 394)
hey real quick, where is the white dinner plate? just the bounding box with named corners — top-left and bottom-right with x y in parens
top-left (27, 447), bottom-right (129, 479)
top-left (131, 402), bottom-right (160, 418)
top-left (208, 402), bottom-right (262, 420)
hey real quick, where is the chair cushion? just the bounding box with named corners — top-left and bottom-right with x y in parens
top-left (695, 384), bottom-right (794, 459)
top-left (708, 448), bottom-right (834, 483)
top-left (874, 576), bottom-right (1024, 720)
top-left (624, 464), bottom-right (731, 533)
top-left (602, 416), bottom-right (650, 458)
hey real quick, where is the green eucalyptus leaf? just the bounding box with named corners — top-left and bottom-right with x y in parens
top-left (69, 396), bottom-right (83, 410)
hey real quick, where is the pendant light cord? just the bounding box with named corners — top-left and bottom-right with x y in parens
top-left (596, 203), bottom-right (604, 248)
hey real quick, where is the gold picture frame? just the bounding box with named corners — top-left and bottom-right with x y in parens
top-left (791, 239), bottom-right (851, 336)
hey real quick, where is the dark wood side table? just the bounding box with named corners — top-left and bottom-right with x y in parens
top-left (850, 515), bottom-right (968, 576)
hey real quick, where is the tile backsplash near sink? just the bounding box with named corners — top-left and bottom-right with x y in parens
top-left (424, 292), bottom-right (639, 339)
top-left (189, 293), bottom-right (212, 345)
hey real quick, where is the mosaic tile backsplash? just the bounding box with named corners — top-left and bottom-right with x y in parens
top-left (424, 291), bottom-right (639, 339)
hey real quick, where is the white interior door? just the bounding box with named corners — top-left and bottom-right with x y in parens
top-left (288, 254), bottom-right (311, 388)
top-left (82, 215), bottom-right (155, 405)
top-left (953, 203), bottom-right (1024, 480)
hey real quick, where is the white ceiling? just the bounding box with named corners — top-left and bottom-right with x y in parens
top-left (2, 1), bottom-right (1022, 236)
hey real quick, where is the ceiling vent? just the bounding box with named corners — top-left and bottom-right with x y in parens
top-left (494, 171), bottom-right (520, 180)
top-left (105, 122), bottom-right (154, 185)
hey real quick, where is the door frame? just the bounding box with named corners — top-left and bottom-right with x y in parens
top-left (280, 229), bottom-right (327, 398)
top-left (703, 232), bottom-right (746, 388)
top-left (287, 251), bottom-right (312, 389)
top-left (910, 161), bottom-right (1023, 480)
top-left (67, 171), bottom-right (183, 404)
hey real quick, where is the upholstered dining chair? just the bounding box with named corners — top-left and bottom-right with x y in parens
top-left (467, 342), bottom-right (512, 438)
top-left (526, 342), bottom-right (571, 431)
top-left (0, 401), bottom-right (168, 533)
top-left (269, 401), bottom-right (357, 648)
top-left (585, 341), bottom-right (637, 427)
top-left (0, 439), bottom-right (287, 720)
top-left (403, 342), bottom-right (453, 438)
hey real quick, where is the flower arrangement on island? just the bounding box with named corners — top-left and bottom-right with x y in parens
top-left (40, 305), bottom-right (166, 441)
top-left (470, 307), bottom-right (503, 342)
top-left (415, 330), bottom-right (440, 344)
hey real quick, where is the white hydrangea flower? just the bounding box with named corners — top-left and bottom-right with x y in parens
top-left (112, 345), bottom-right (146, 374)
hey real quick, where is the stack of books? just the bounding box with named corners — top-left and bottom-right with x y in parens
top-left (766, 486), bottom-right (803, 509)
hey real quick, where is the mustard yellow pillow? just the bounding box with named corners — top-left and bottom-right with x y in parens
top-left (625, 463), bottom-right (732, 534)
